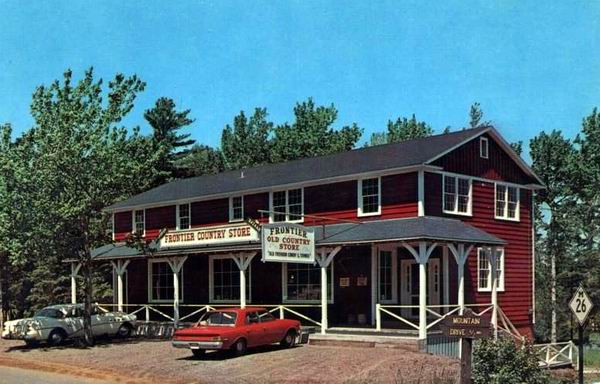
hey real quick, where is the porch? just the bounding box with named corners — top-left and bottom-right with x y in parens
top-left (74, 216), bottom-right (520, 347)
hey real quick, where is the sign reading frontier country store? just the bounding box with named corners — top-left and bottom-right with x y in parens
top-left (159, 222), bottom-right (260, 248)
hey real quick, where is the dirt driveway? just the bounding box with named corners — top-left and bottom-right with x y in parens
top-left (0, 338), bottom-right (458, 384)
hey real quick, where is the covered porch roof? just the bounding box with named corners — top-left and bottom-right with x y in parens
top-left (87, 216), bottom-right (505, 262)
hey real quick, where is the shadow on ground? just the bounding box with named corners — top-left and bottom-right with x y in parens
top-left (3, 336), bottom-right (167, 354)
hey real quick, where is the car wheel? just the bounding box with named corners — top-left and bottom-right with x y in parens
top-left (191, 349), bottom-right (205, 358)
top-left (232, 338), bottom-right (247, 356)
top-left (117, 323), bottom-right (133, 339)
top-left (48, 329), bottom-right (66, 346)
top-left (280, 330), bottom-right (296, 348)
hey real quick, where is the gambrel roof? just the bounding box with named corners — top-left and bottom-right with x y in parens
top-left (106, 126), bottom-right (542, 212)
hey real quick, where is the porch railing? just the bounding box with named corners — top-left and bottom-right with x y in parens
top-left (533, 341), bottom-right (578, 369)
top-left (375, 303), bottom-right (495, 332)
top-left (97, 303), bottom-right (321, 326)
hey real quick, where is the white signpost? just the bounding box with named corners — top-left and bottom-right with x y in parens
top-left (261, 223), bottom-right (315, 264)
top-left (569, 285), bottom-right (595, 384)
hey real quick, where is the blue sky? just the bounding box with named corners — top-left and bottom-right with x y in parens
top-left (1, 1), bottom-right (599, 158)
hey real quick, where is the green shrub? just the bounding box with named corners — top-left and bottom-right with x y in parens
top-left (472, 337), bottom-right (549, 384)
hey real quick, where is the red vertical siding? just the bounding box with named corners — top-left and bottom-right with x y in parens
top-left (424, 171), bottom-right (533, 332)
top-left (432, 134), bottom-right (534, 184)
top-left (244, 192), bottom-right (270, 223)
top-left (145, 205), bottom-right (176, 238)
top-left (304, 180), bottom-right (358, 224)
top-left (191, 198), bottom-right (229, 226)
top-left (380, 173), bottom-right (418, 219)
top-left (114, 211), bottom-right (132, 242)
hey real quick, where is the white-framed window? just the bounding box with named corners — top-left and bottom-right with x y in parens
top-left (442, 175), bottom-right (472, 215)
top-left (107, 213), bottom-right (114, 240)
top-left (378, 247), bottom-right (397, 303)
top-left (133, 209), bottom-right (145, 235)
top-left (480, 137), bottom-right (489, 159)
top-left (148, 259), bottom-right (183, 303)
top-left (209, 255), bottom-right (251, 303)
top-left (282, 263), bottom-right (333, 303)
top-left (358, 177), bottom-right (381, 216)
top-left (229, 196), bottom-right (244, 222)
top-left (495, 184), bottom-right (520, 221)
top-left (477, 248), bottom-right (505, 292)
top-left (270, 188), bottom-right (303, 223)
top-left (176, 203), bottom-right (191, 230)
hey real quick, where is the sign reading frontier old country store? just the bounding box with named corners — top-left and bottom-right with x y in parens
top-left (261, 223), bottom-right (316, 264)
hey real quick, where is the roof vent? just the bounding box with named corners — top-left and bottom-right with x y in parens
top-left (240, 170), bottom-right (245, 179)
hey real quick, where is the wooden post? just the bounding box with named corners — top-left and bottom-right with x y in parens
top-left (231, 252), bottom-right (257, 310)
top-left (578, 324), bottom-right (584, 384)
top-left (167, 256), bottom-right (187, 326)
top-left (316, 246), bottom-right (341, 335)
top-left (70, 263), bottom-right (81, 304)
top-left (490, 246), bottom-right (498, 338)
top-left (111, 260), bottom-right (130, 312)
top-left (460, 338), bottom-right (473, 384)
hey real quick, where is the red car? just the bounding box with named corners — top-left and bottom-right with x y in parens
top-left (172, 307), bottom-right (303, 358)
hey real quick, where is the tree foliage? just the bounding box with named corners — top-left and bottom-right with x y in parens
top-left (221, 108), bottom-right (272, 170)
top-left (271, 98), bottom-right (362, 162)
top-left (0, 68), bottom-right (163, 344)
top-left (145, 97), bottom-right (195, 182)
top-left (472, 338), bottom-right (548, 384)
top-left (367, 114), bottom-right (432, 146)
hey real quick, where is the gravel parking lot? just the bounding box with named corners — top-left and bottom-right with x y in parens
top-left (0, 337), bottom-right (459, 384)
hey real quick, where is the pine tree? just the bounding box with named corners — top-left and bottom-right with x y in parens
top-left (145, 97), bottom-right (195, 182)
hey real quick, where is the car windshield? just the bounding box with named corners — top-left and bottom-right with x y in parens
top-left (199, 311), bottom-right (237, 326)
top-left (34, 308), bottom-right (65, 319)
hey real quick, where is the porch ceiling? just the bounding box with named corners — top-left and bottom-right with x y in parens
top-left (85, 216), bottom-right (504, 262)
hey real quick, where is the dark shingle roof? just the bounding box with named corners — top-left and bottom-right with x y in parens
top-left (107, 127), bottom-right (491, 211)
top-left (88, 216), bottom-right (504, 261)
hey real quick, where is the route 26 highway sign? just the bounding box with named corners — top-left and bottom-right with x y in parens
top-left (569, 285), bottom-right (594, 326)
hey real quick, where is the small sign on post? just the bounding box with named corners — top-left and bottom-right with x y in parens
top-left (569, 285), bottom-right (595, 384)
top-left (440, 309), bottom-right (492, 384)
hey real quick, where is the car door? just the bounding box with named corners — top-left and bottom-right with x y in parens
top-left (90, 306), bottom-right (108, 336)
top-left (258, 310), bottom-right (281, 344)
top-left (63, 307), bottom-right (84, 337)
top-left (244, 311), bottom-right (267, 347)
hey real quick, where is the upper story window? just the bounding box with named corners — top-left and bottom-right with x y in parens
top-left (177, 203), bottom-right (191, 230)
top-left (443, 175), bottom-right (471, 215)
top-left (229, 196), bottom-right (244, 222)
top-left (480, 137), bottom-right (489, 159)
top-left (358, 177), bottom-right (381, 216)
top-left (495, 184), bottom-right (519, 221)
top-left (133, 209), bottom-right (145, 235)
top-left (477, 248), bottom-right (505, 292)
top-left (270, 188), bottom-right (303, 223)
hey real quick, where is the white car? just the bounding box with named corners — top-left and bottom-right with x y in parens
top-left (1, 304), bottom-right (136, 346)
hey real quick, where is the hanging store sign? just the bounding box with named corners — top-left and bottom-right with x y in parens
top-left (440, 309), bottom-right (492, 339)
top-left (159, 223), bottom-right (259, 248)
top-left (261, 223), bottom-right (315, 264)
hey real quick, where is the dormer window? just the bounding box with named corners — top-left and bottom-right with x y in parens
top-left (480, 137), bottom-right (489, 159)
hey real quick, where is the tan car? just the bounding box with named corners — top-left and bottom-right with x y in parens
top-left (1, 304), bottom-right (136, 346)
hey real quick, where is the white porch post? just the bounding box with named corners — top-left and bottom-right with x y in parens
top-left (316, 246), bottom-right (341, 335)
top-left (111, 260), bottom-right (130, 312)
top-left (231, 252), bottom-right (257, 309)
top-left (448, 243), bottom-right (474, 315)
top-left (490, 246), bottom-right (499, 338)
top-left (70, 263), bottom-right (81, 304)
top-left (167, 256), bottom-right (187, 325)
top-left (402, 241), bottom-right (437, 343)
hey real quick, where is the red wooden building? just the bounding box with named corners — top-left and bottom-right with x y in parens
top-left (75, 126), bottom-right (543, 345)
